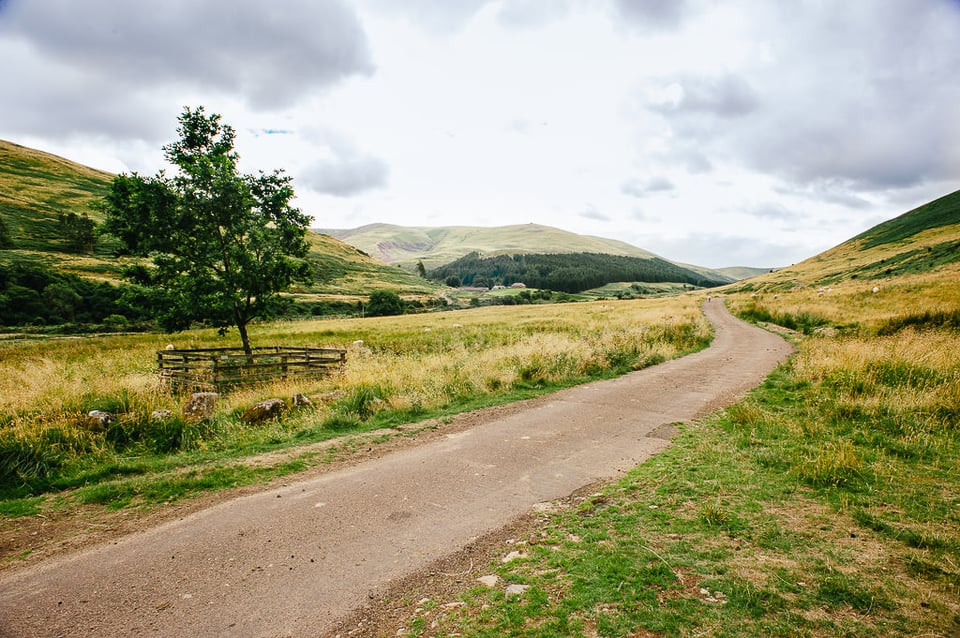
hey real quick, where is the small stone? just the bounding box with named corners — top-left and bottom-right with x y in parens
top-left (86, 410), bottom-right (113, 429)
top-left (151, 409), bottom-right (172, 422)
top-left (241, 398), bottom-right (286, 424)
top-left (292, 393), bottom-right (314, 408)
top-left (476, 575), bottom-right (499, 587)
top-left (181, 392), bottom-right (218, 423)
top-left (501, 551), bottom-right (525, 563)
top-left (505, 584), bottom-right (530, 597)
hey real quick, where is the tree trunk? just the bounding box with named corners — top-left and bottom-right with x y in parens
top-left (236, 317), bottom-right (253, 357)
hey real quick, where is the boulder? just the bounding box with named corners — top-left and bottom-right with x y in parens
top-left (476, 575), bottom-right (499, 587)
top-left (181, 392), bottom-right (219, 422)
top-left (151, 409), bottom-right (173, 422)
top-left (86, 410), bottom-right (113, 430)
top-left (292, 393), bottom-right (314, 409)
top-left (241, 398), bottom-right (286, 424)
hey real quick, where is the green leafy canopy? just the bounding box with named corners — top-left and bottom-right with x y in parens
top-left (101, 107), bottom-right (311, 353)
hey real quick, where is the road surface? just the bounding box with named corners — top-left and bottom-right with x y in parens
top-left (0, 300), bottom-right (792, 637)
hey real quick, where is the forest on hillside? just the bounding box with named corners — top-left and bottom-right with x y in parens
top-left (428, 252), bottom-right (728, 293)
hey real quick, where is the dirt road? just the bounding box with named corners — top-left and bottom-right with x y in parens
top-left (0, 301), bottom-right (792, 637)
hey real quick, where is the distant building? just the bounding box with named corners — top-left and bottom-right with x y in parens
top-left (510, 282), bottom-right (526, 288)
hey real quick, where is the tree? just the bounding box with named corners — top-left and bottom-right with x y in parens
top-left (0, 214), bottom-right (11, 249)
top-left (365, 290), bottom-right (404, 317)
top-left (59, 212), bottom-right (96, 253)
top-left (416, 260), bottom-right (427, 278)
top-left (102, 106), bottom-right (310, 355)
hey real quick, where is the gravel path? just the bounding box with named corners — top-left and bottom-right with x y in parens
top-left (0, 301), bottom-right (792, 637)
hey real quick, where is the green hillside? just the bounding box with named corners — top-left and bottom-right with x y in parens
top-left (715, 266), bottom-right (770, 280)
top-left (0, 139), bottom-right (113, 252)
top-left (323, 222), bottom-right (661, 269)
top-left (854, 189), bottom-right (960, 249)
top-left (0, 140), bottom-right (440, 329)
top-left (731, 187), bottom-right (960, 292)
top-left (430, 251), bottom-right (729, 293)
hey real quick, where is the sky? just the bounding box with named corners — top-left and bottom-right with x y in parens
top-left (1, 0), bottom-right (959, 268)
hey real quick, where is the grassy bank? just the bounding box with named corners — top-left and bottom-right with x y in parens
top-left (389, 300), bottom-right (959, 637)
top-left (0, 297), bottom-right (709, 521)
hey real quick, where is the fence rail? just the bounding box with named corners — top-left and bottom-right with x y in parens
top-left (157, 346), bottom-right (346, 392)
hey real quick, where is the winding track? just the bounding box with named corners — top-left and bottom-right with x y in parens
top-left (0, 301), bottom-right (792, 637)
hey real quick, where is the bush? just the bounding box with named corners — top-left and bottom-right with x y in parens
top-left (365, 290), bottom-right (404, 317)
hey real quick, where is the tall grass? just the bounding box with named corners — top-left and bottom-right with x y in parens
top-left (0, 297), bottom-right (709, 502)
top-left (390, 296), bottom-right (960, 637)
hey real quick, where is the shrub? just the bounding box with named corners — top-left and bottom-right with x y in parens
top-left (365, 290), bottom-right (404, 317)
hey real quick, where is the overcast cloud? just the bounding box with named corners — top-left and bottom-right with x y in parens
top-left (1, 0), bottom-right (958, 267)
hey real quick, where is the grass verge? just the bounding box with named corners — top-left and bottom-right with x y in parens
top-left (390, 325), bottom-right (960, 637)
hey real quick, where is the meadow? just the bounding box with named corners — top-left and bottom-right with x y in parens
top-left (2, 214), bottom-right (958, 636)
top-left (368, 264), bottom-right (960, 637)
top-left (0, 296), bottom-right (709, 519)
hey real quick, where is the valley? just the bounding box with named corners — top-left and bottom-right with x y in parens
top-left (1, 140), bottom-right (958, 637)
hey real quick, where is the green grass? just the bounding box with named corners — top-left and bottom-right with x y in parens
top-left (855, 188), bottom-right (960, 249)
top-left (394, 326), bottom-right (960, 637)
top-left (1, 298), bottom-right (711, 517)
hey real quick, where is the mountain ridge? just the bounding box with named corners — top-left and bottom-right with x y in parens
top-left (321, 222), bottom-right (751, 282)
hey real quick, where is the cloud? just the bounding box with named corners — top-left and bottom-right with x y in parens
top-left (0, 0), bottom-right (373, 142)
top-left (646, 74), bottom-right (759, 119)
top-left (621, 176), bottom-right (675, 198)
top-left (640, 2), bottom-right (960, 196)
top-left (496, 0), bottom-right (576, 28)
top-left (643, 233), bottom-right (809, 269)
top-left (0, 39), bottom-right (174, 143)
top-left (300, 156), bottom-right (389, 197)
top-left (613, 0), bottom-right (692, 30)
top-left (746, 202), bottom-right (797, 222)
top-left (357, 0), bottom-right (493, 32)
top-left (297, 131), bottom-right (389, 197)
top-left (579, 205), bottom-right (610, 222)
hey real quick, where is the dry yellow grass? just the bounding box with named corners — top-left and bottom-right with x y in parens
top-left (0, 296), bottom-right (708, 473)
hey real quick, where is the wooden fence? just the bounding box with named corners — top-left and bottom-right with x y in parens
top-left (157, 346), bottom-right (346, 392)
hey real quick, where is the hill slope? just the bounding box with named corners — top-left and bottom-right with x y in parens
top-left (731, 188), bottom-right (960, 292)
top-left (322, 223), bottom-right (660, 269)
top-left (0, 139), bottom-right (438, 300)
top-left (0, 139), bottom-right (113, 252)
top-left (430, 251), bottom-right (729, 292)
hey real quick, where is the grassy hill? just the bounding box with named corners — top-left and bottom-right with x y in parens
top-left (731, 188), bottom-right (960, 294)
top-left (323, 221), bottom-right (747, 287)
top-left (0, 139), bottom-right (439, 317)
top-left (0, 139), bottom-right (113, 252)
top-left (430, 251), bottom-right (730, 293)
top-left (721, 187), bottom-right (960, 339)
top-left (322, 222), bottom-right (663, 270)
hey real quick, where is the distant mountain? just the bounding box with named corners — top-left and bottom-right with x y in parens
top-left (429, 251), bottom-right (730, 293)
top-left (321, 222), bottom-right (747, 284)
top-left (321, 223), bottom-right (659, 269)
